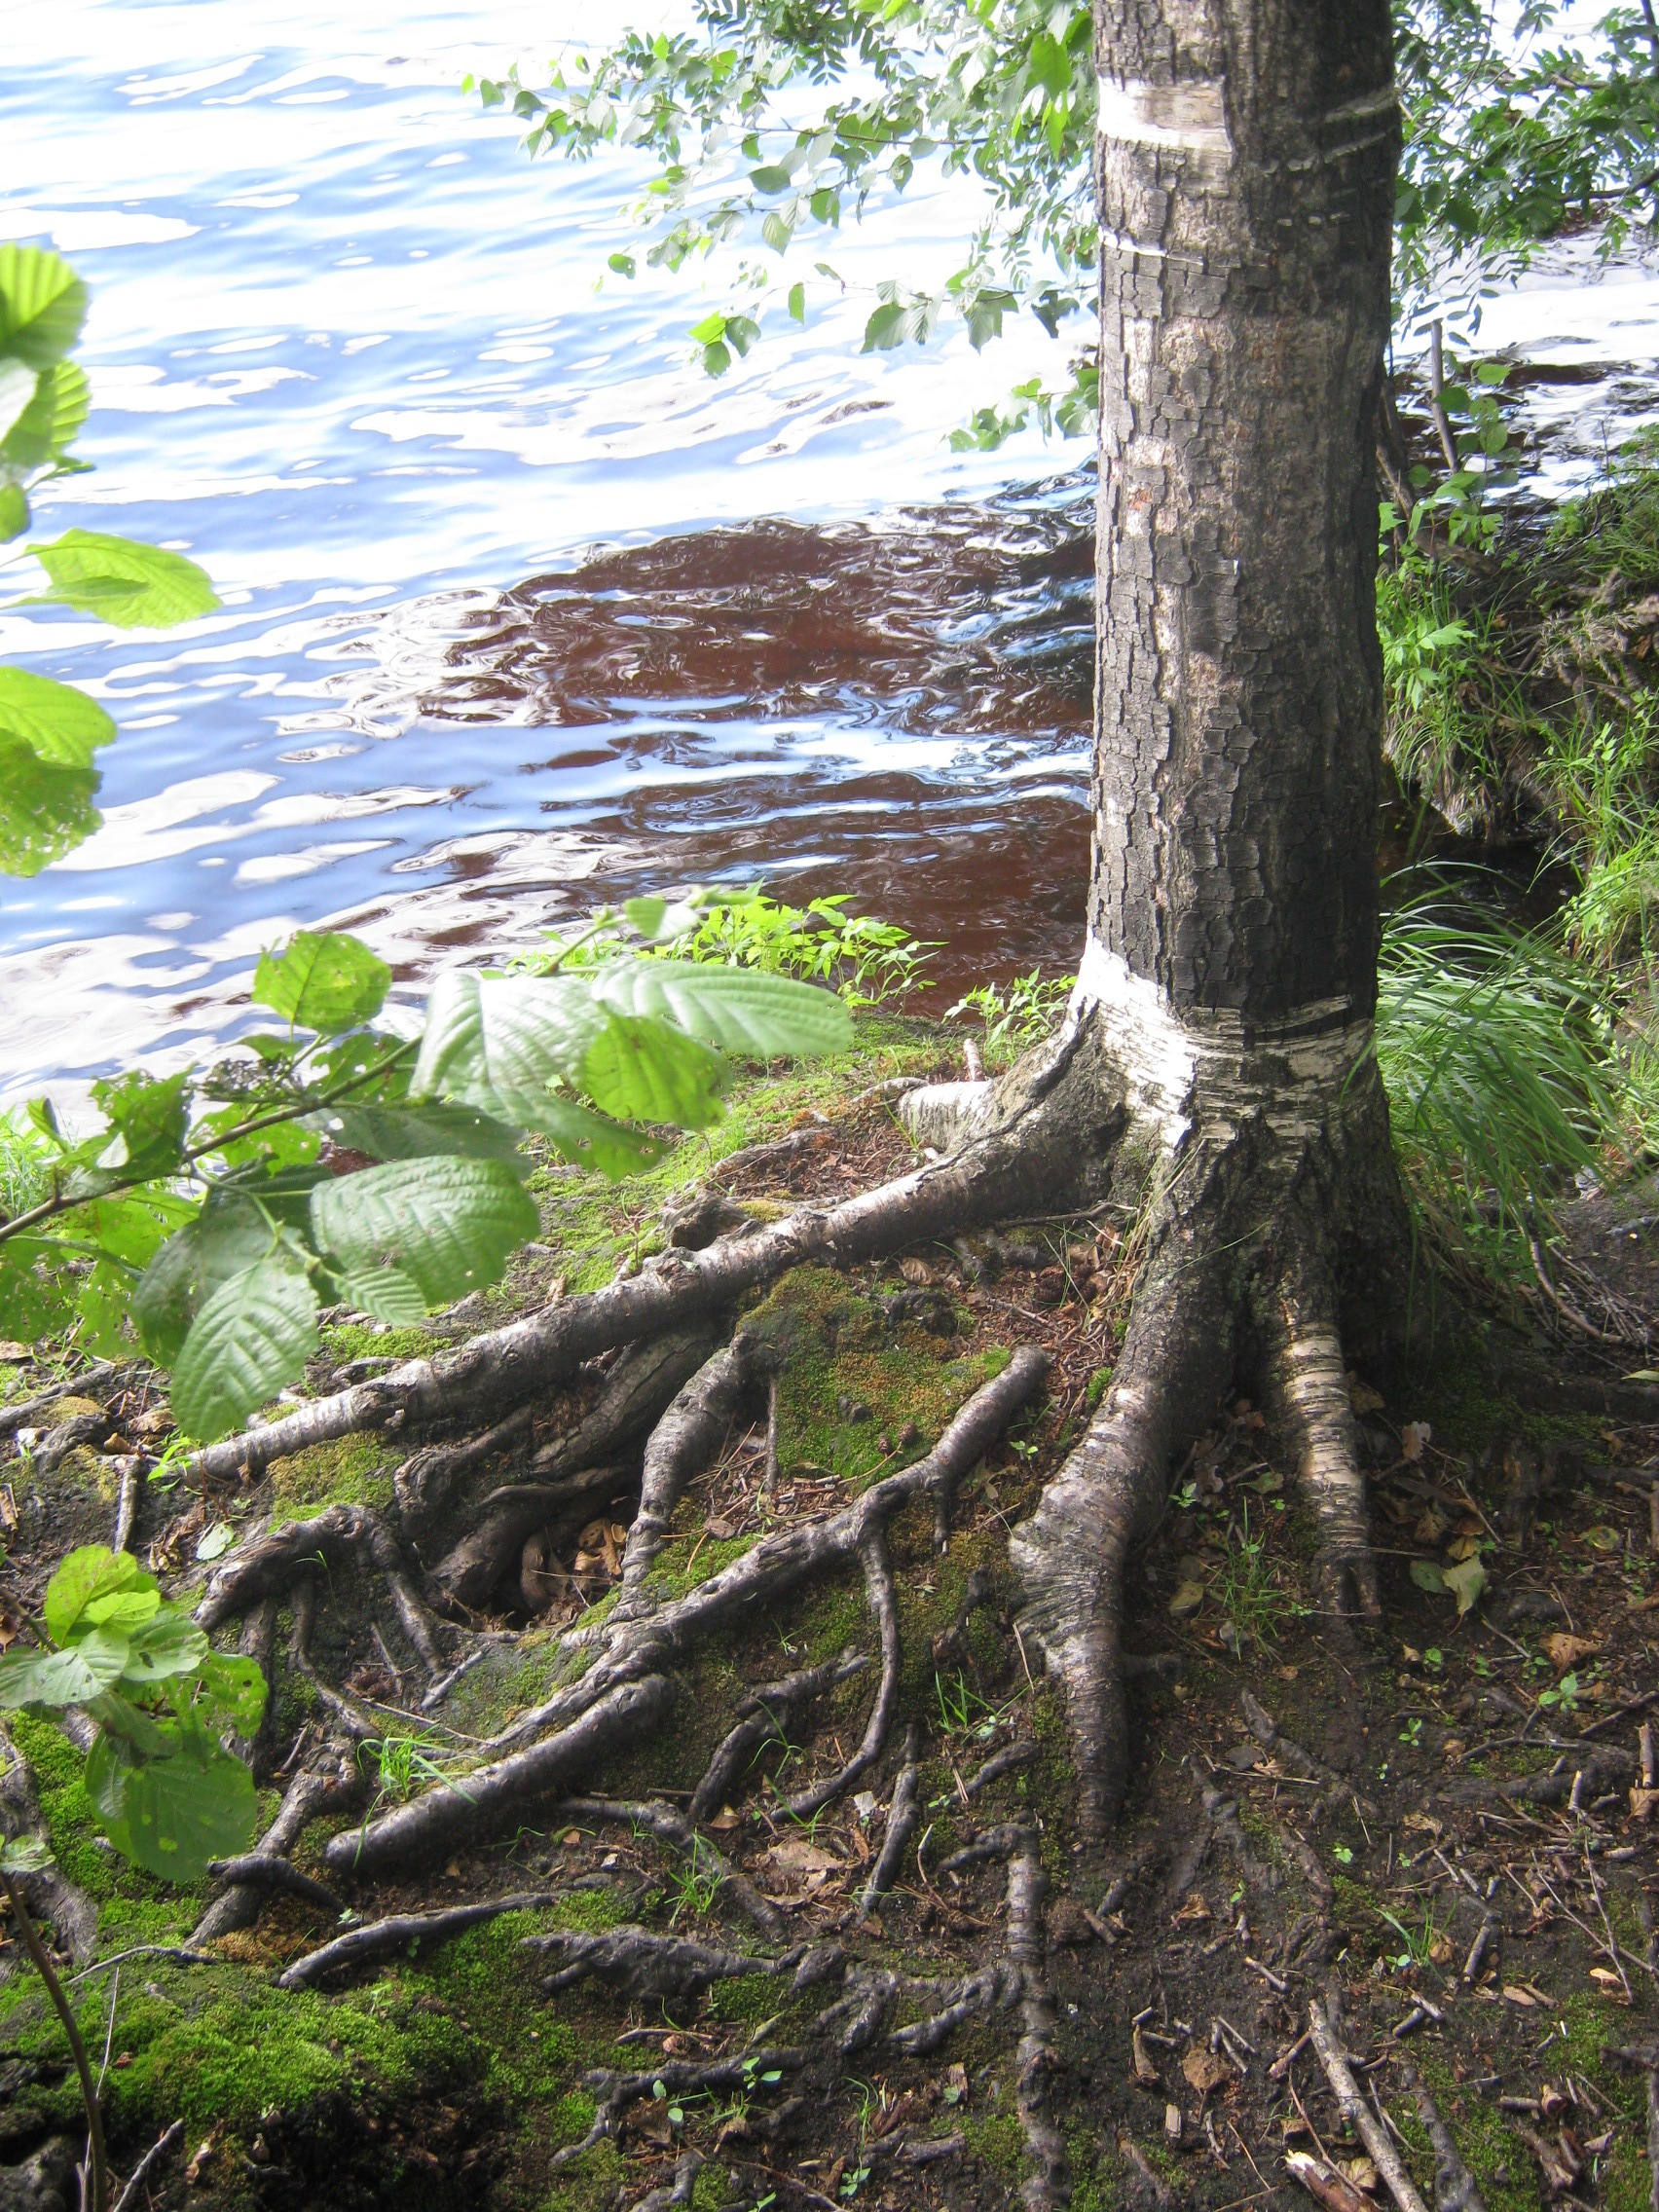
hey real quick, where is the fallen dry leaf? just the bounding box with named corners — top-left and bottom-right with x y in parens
top-left (1400, 1419), bottom-right (1432, 1462)
top-left (1542, 1632), bottom-right (1600, 1673)
top-left (1167, 1579), bottom-right (1205, 1618)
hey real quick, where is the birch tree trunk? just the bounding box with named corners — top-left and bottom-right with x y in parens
top-left (906, 0), bottom-right (1412, 1838)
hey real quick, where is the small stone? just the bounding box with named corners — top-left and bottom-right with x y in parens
top-left (1164, 2104), bottom-right (1183, 2145)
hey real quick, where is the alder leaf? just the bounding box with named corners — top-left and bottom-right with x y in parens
top-left (310, 1156), bottom-right (538, 1309)
top-left (581, 1013), bottom-right (729, 1129)
top-left (1441, 1554), bottom-right (1488, 1616)
top-left (26, 529), bottom-right (219, 628)
top-left (252, 930), bottom-right (391, 1033)
top-left (589, 959), bottom-right (851, 1059)
top-left (0, 244), bottom-right (89, 367)
top-left (44, 1544), bottom-right (156, 1645)
top-left (169, 1263), bottom-right (320, 1442)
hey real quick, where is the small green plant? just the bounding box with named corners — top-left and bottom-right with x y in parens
top-left (1333, 1842), bottom-right (1355, 1866)
top-left (945, 970), bottom-right (1074, 1065)
top-left (1378, 1899), bottom-right (1442, 1970)
top-left (512, 887), bottom-right (936, 1009)
top-left (933, 1667), bottom-right (1010, 1742)
top-left (0, 900), bottom-right (848, 1443)
top-left (0, 1543), bottom-right (269, 2212)
top-left (1536, 1670), bottom-right (1581, 1714)
top-left (666, 1833), bottom-right (726, 1922)
top-left (361, 1730), bottom-right (455, 1806)
top-left (1399, 1715), bottom-right (1423, 1747)
top-left (1211, 1505), bottom-right (1296, 1649)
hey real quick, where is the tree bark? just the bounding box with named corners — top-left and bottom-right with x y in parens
top-left (905, 0), bottom-right (1412, 1841)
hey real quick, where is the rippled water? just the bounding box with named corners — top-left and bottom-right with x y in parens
top-left (3, 7), bottom-right (1656, 1094)
top-left (0, 0), bottom-right (1086, 1089)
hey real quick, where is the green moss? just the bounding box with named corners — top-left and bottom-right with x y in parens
top-left (8, 1713), bottom-right (185, 1926)
top-left (704, 1972), bottom-right (786, 2024)
top-left (318, 1324), bottom-right (447, 1364)
top-left (690, 2163), bottom-right (732, 2210)
top-left (965, 2111), bottom-right (1024, 2186)
top-left (537, 2136), bottom-right (622, 2211)
top-left (268, 1429), bottom-right (398, 1525)
top-left (644, 1532), bottom-right (758, 1602)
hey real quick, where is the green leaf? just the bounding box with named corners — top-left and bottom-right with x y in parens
top-left (0, 245), bottom-right (88, 368)
top-left (0, 484), bottom-right (27, 543)
top-left (333, 1265), bottom-right (429, 1324)
top-left (133, 1194), bottom-right (276, 1369)
top-left (862, 301), bottom-right (909, 351)
top-left (608, 251), bottom-right (636, 276)
top-left (0, 1630), bottom-right (129, 1710)
top-left (195, 1522), bottom-right (237, 1563)
top-left (788, 281), bottom-right (806, 323)
top-left (1442, 1553), bottom-right (1488, 1616)
top-left (0, 667), bottom-right (116, 769)
top-left (412, 971), bottom-right (608, 1113)
top-left (88, 1720), bottom-right (257, 1881)
top-left (44, 1545), bottom-right (155, 1645)
top-left (0, 740), bottom-right (100, 874)
top-left (26, 530), bottom-right (220, 629)
top-left (0, 1836), bottom-right (52, 1875)
top-left (590, 960), bottom-right (852, 1059)
top-left (689, 312), bottom-right (727, 346)
top-left (310, 1156), bottom-right (537, 1309)
top-left (0, 360), bottom-right (38, 443)
top-left (623, 896), bottom-right (668, 940)
top-left (169, 1263), bottom-right (320, 1442)
top-left (581, 1013), bottom-right (728, 1129)
top-left (197, 1651), bottom-right (268, 1736)
top-left (1, 359), bottom-right (90, 470)
top-left (251, 930), bottom-right (391, 1033)
top-left (91, 1068), bottom-right (190, 1176)
top-left (118, 1607), bottom-right (209, 1686)
top-left (315, 1102), bottom-right (525, 1168)
top-left (749, 164), bottom-right (794, 194)
top-left (1409, 1558), bottom-right (1446, 1594)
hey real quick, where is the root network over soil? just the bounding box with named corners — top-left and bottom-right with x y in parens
top-left (1, 1030), bottom-right (1657, 2212)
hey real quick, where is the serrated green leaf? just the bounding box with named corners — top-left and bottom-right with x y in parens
top-left (0, 484), bottom-right (27, 543)
top-left (0, 245), bottom-right (88, 369)
top-left (133, 1194), bottom-right (275, 1369)
top-left (89, 1719), bottom-right (257, 1880)
top-left (623, 897), bottom-right (668, 940)
top-left (749, 164), bottom-right (793, 193)
top-left (590, 960), bottom-right (851, 1059)
top-left (0, 360), bottom-right (38, 443)
top-left (44, 1544), bottom-right (156, 1645)
top-left (0, 1629), bottom-right (129, 1710)
top-left (311, 1157), bottom-right (537, 1309)
top-left (788, 281), bottom-right (806, 323)
top-left (92, 1067), bottom-right (190, 1176)
top-left (26, 529), bottom-right (219, 629)
top-left (251, 930), bottom-right (390, 1032)
top-left (1409, 1558), bottom-right (1446, 1594)
top-left (170, 1263), bottom-right (319, 1442)
top-left (333, 1264), bottom-right (428, 1324)
top-left (0, 738), bottom-right (100, 874)
top-left (118, 1606), bottom-right (209, 1685)
top-left (1, 359), bottom-right (90, 469)
top-left (412, 971), bottom-right (608, 1111)
top-left (0, 667), bottom-right (116, 769)
top-left (581, 1013), bottom-right (728, 1129)
top-left (0, 1836), bottom-right (52, 1875)
top-left (198, 1651), bottom-right (268, 1736)
top-left (315, 1102), bottom-right (525, 1169)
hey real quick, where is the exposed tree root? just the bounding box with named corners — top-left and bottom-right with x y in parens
top-left (203, 1854), bottom-right (342, 1916)
top-left (313, 1351), bottom-right (1045, 1877)
top-left (614, 1333), bottom-right (755, 1617)
top-left (191, 1752), bottom-right (357, 1945)
top-left (553, 1795), bottom-right (788, 1940)
top-left (187, 1131), bottom-right (1059, 1487)
top-left (277, 1891), bottom-right (564, 1989)
top-left (1397, 2057), bottom-right (1489, 2212)
top-left (524, 1922), bottom-right (776, 2003)
top-left (429, 1323), bottom-right (721, 1607)
top-left (859, 1722), bottom-right (921, 1919)
top-left (0, 1720), bottom-right (97, 1965)
top-left (1007, 1836), bottom-right (1068, 2212)
top-left (687, 1655), bottom-right (867, 1826)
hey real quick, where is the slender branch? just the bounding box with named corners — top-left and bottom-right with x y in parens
top-left (2, 1872), bottom-right (109, 2212)
top-left (0, 1036), bottom-right (416, 1248)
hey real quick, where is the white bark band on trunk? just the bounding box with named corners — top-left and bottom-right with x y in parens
top-left (1094, 75), bottom-right (1231, 155)
top-left (1069, 936), bottom-right (1373, 1151)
